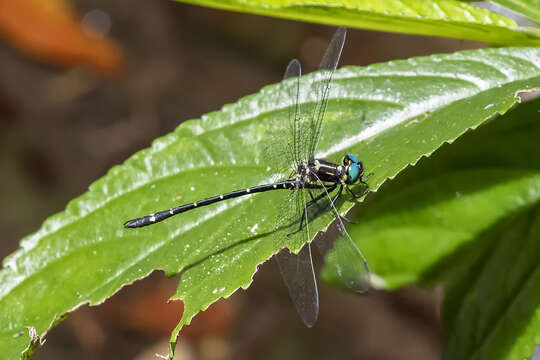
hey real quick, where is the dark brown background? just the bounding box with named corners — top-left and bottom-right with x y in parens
top-left (0, 1), bottom-right (485, 359)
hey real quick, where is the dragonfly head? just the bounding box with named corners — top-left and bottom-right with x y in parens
top-left (343, 154), bottom-right (363, 185)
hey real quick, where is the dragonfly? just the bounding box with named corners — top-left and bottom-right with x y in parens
top-left (124, 26), bottom-right (371, 327)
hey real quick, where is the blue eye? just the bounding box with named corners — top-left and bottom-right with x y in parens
top-left (347, 154), bottom-right (359, 163)
top-left (347, 163), bottom-right (360, 183)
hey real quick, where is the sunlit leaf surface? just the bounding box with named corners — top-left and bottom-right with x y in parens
top-left (0, 47), bottom-right (538, 359)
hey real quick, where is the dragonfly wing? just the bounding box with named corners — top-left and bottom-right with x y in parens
top-left (283, 58), bottom-right (303, 169)
top-left (312, 216), bottom-right (370, 293)
top-left (271, 27), bottom-right (348, 327)
top-left (330, 223), bottom-right (371, 293)
top-left (309, 176), bottom-right (371, 293)
top-left (307, 26), bottom-right (346, 158)
top-left (319, 26), bottom-right (347, 71)
top-left (275, 244), bottom-right (319, 327)
top-left (263, 58), bottom-right (303, 178)
top-left (274, 186), bottom-right (319, 327)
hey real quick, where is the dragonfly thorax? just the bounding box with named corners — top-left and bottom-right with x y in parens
top-left (294, 154), bottom-right (364, 187)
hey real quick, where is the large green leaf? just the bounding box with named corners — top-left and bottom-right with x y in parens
top-left (0, 47), bottom-right (539, 360)
top-left (325, 98), bottom-right (540, 360)
top-left (163, 47), bottom-right (540, 357)
top-left (173, 0), bottom-right (540, 45)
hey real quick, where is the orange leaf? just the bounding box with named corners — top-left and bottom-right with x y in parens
top-left (0, 0), bottom-right (123, 74)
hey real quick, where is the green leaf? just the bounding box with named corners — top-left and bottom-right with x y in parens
top-left (172, 0), bottom-right (540, 46)
top-left (487, 0), bottom-right (540, 24)
top-left (325, 98), bottom-right (540, 360)
top-left (0, 47), bottom-right (539, 360)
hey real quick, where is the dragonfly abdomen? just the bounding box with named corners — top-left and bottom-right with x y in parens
top-left (124, 180), bottom-right (299, 228)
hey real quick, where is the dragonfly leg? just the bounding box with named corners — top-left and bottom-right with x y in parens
top-left (329, 185), bottom-right (354, 223)
top-left (347, 186), bottom-right (369, 199)
top-left (330, 184), bottom-right (343, 207)
top-left (287, 205), bottom-right (309, 238)
top-left (359, 172), bottom-right (375, 187)
top-left (326, 185), bottom-right (355, 224)
top-left (287, 198), bottom-right (320, 238)
top-left (307, 186), bottom-right (336, 207)
top-left (287, 225), bottom-right (302, 238)
top-left (287, 185), bottom-right (337, 238)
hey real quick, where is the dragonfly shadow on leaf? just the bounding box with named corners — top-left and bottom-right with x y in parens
top-left (180, 218), bottom-right (305, 274)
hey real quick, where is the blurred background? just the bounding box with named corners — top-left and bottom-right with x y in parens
top-left (0, 0), bottom-right (495, 359)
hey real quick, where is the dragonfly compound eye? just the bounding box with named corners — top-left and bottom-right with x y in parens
top-left (346, 162), bottom-right (360, 184)
top-left (345, 153), bottom-right (359, 164)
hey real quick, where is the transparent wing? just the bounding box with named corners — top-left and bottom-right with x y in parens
top-left (272, 27), bottom-right (349, 326)
top-left (283, 59), bottom-right (302, 169)
top-left (263, 59), bottom-right (302, 178)
top-left (306, 26), bottom-right (346, 158)
top-left (274, 185), bottom-right (320, 327)
top-left (329, 219), bottom-right (371, 292)
top-left (275, 244), bottom-right (319, 327)
top-left (314, 223), bottom-right (370, 293)
top-left (270, 27), bottom-right (346, 169)
top-left (307, 169), bottom-right (370, 292)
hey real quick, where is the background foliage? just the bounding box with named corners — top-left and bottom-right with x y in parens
top-left (173, 0), bottom-right (540, 45)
